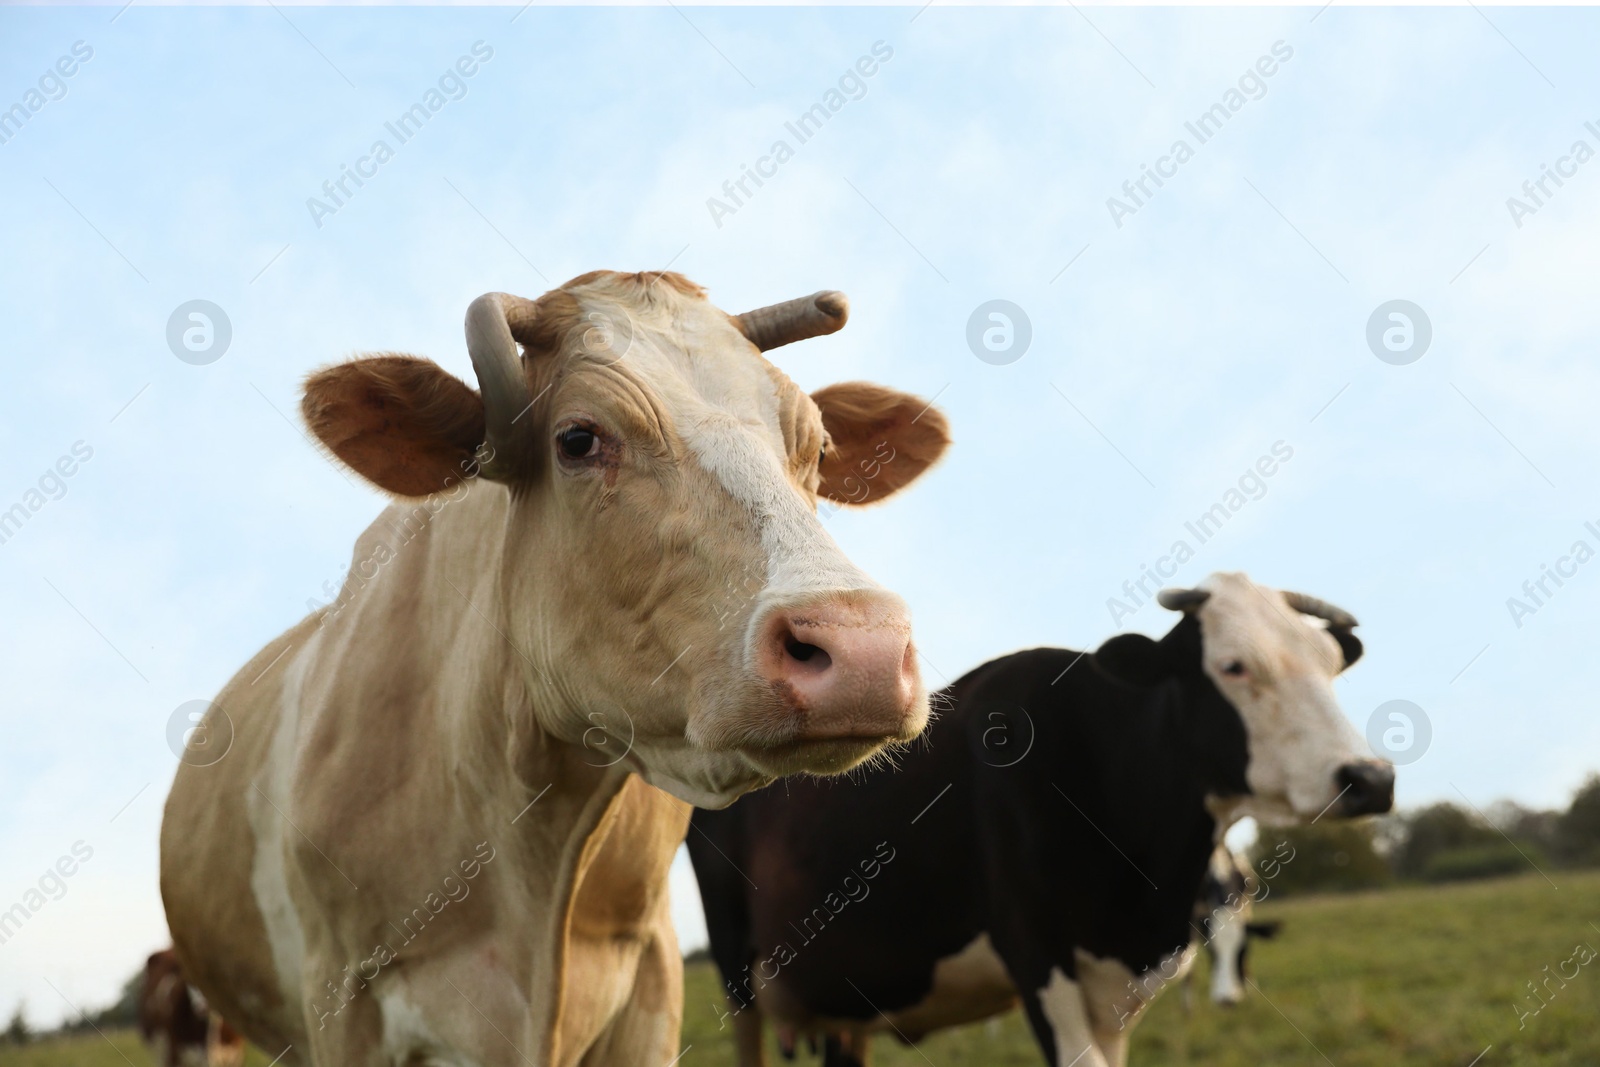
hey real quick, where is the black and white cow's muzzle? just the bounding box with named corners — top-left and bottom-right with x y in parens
top-left (1334, 758), bottom-right (1395, 816)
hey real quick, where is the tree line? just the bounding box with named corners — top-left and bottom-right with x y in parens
top-left (1249, 774), bottom-right (1600, 896)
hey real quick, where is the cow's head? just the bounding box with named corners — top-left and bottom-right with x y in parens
top-left (1203, 908), bottom-right (1280, 1006)
top-left (1196, 848), bottom-right (1280, 1006)
top-left (302, 273), bottom-right (948, 806)
top-left (1092, 572), bottom-right (1392, 824)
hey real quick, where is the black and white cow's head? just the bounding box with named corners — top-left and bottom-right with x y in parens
top-left (1195, 847), bottom-right (1280, 1006)
top-left (1093, 572), bottom-right (1393, 826)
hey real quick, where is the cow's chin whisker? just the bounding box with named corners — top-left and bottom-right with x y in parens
top-left (685, 709), bottom-right (902, 777)
top-left (742, 737), bottom-right (895, 778)
top-left (684, 684), bottom-right (930, 777)
top-left (837, 734), bottom-right (914, 780)
top-left (741, 716), bottom-right (924, 778)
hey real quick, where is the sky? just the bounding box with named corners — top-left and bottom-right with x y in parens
top-left (3, 0), bottom-right (1600, 1031)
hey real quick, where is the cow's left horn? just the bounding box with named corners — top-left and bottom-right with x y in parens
top-left (735, 291), bottom-right (849, 351)
top-left (1282, 591), bottom-right (1358, 629)
top-left (1157, 588), bottom-right (1211, 613)
top-left (465, 292), bottom-right (538, 480)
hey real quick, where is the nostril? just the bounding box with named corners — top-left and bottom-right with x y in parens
top-left (752, 599), bottom-right (924, 739)
top-left (783, 635), bottom-right (832, 671)
top-left (1337, 762), bottom-right (1396, 814)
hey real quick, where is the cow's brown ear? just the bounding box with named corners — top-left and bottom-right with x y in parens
top-left (812, 382), bottom-right (949, 506)
top-left (302, 355), bottom-right (487, 497)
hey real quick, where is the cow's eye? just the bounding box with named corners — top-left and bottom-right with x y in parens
top-left (557, 427), bottom-right (599, 460)
top-left (819, 445), bottom-right (827, 465)
top-left (1221, 660), bottom-right (1247, 677)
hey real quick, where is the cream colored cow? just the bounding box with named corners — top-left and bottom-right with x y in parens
top-left (160, 271), bottom-right (950, 1067)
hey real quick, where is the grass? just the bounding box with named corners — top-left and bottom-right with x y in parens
top-left (0, 1029), bottom-right (280, 1067)
top-left (6, 872), bottom-right (1595, 1066)
top-left (679, 871), bottom-right (1600, 1067)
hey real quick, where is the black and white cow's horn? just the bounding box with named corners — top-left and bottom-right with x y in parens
top-left (1281, 591), bottom-right (1359, 629)
top-left (464, 292), bottom-right (538, 480)
top-left (1157, 588), bottom-right (1212, 612)
top-left (735, 291), bottom-right (849, 351)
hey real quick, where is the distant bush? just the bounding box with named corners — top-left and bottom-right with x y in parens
top-left (1248, 821), bottom-right (1390, 898)
top-left (53, 969), bottom-right (141, 1037)
top-left (98, 970), bottom-right (142, 1029)
top-left (5, 1004), bottom-right (28, 1046)
top-left (1490, 800), bottom-right (1559, 849)
top-left (1390, 803), bottom-right (1506, 881)
top-left (1554, 775), bottom-right (1600, 867)
top-left (1421, 842), bottom-right (1539, 883)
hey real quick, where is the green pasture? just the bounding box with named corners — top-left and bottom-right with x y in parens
top-left (7, 871), bottom-right (1595, 1066)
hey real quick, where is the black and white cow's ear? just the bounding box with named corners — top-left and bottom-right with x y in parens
top-left (1091, 633), bottom-right (1172, 689)
top-left (1330, 627), bottom-right (1363, 672)
top-left (1281, 589), bottom-right (1363, 673)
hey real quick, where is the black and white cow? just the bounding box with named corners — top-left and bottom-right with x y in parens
top-left (688, 573), bottom-right (1393, 1067)
top-left (1184, 847), bottom-right (1281, 1009)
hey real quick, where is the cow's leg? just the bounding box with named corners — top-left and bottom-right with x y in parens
top-left (300, 954), bottom-right (549, 1067)
top-left (822, 1030), bottom-right (873, 1067)
top-left (295, 980), bottom-right (389, 1067)
top-left (821, 1034), bottom-right (858, 1067)
top-left (1092, 1026), bottom-right (1132, 1067)
top-left (1086, 989), bottom-right (1142, 1067)
top-left (207, 1013), bottom-right (246, 1067)
top-left (206, 1017), bottom-right (246, 1067)
top-left (1023, 968), bottom-right (1111, 1067)
top-left (1079, 946), bottom-right (1194, 1067)
top-left (730, 1005), bottom-right (766, 1067)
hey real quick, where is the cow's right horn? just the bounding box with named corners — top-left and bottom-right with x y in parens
top-left (1282, 591), bottom-right (1359, 629)
top-left (465, 292), bottom-right (538, 481)
top-left (1157, 588), bottom-right (1212, 613)
top-left (735, 290), bottom-right (849, 351)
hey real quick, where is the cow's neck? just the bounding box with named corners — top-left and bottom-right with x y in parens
top-left (1043, 674), bottom-right (1223, 964)
top-left (433, 490), bottom-right (658, 1057)
top-left (1101, 685), bottom-right (1243, 973)
top-left (333, 486), bottom-right (657, 1059)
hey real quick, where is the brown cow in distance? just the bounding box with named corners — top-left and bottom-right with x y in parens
top-left (139, 948), bottom-right (245, 1067)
